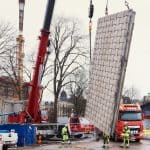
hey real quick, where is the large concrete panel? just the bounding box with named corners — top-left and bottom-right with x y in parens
top-left (85, 9), bottom-right (135, 135)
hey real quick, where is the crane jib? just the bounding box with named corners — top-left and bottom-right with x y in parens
top-left (43, 0), bottom-right (56, 31)
top-left (27, 0), bottom-right (56, 123)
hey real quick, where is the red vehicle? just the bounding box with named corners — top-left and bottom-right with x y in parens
top-left (8, 0), bottom-right (56, 124)
top-left (68, 115), bottom-right (95, 138)
top-left (114, 104), bottom-right (144, 142)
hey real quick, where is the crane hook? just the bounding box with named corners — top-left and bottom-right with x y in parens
top-left (125, 0), bottom-right (130, 9)
top-left (88, 0), bottom-right (94, 61)
top-left (88, 0), bottom-right (94, 19)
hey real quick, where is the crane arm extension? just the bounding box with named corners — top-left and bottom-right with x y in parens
top-left (27, 0), bottom-right (55, 122)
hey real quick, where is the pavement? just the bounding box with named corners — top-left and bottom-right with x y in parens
top-left (143, 119), bottom-right (150, 139)
top-left (143, 130), bottom-right (150, 139)
top-left (17, 138), bottom-right (150, 150)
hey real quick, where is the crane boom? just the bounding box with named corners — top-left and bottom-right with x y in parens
top-left (27, 0), bottom-right (56, 122)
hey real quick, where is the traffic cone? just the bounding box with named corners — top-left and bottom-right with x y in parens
top-left (37, 133), bottom-right (42, 144)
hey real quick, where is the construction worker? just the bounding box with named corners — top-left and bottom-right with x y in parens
top-left (61, 124), bottom-right (70, 144)
top-left (102, 132), bottom-right (110, 148)
top-left (121, 124), bottom-right (130, 148)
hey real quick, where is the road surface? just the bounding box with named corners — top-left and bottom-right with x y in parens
top-left (19, 139), bottom-right (150, 150)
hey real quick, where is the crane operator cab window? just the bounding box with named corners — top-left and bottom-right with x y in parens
top-left (70, 113), bottom-right (79, 125)
top-left (72, 117), bottom-right (79, 124)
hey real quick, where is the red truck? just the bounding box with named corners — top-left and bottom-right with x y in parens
top-left (114, 104), bottom-right (144, 142)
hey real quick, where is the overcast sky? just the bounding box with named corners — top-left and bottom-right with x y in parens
top-left (0, 0), bottom-right (150, 99)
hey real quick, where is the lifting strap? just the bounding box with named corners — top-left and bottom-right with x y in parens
top-left (88, 0), bottom-right (94, 61)
top-left (125, 0), bottom-right (130, 9)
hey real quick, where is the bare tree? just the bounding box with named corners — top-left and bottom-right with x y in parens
top-left (23, 52), bottom-right (35, 82)
top-left (49, 17), bottom-right (88, 122)
top-left (123, 86), bottom-right (140, 100)
top-left (67, 68), bottom-right (88, 116)
top-left (0, 47), bottom-right (23, 100)
top-left (22, 17), bottom-right (88, 122)
top-left (0, 22), bottom-right (16, 58)
top-left (0, 22), bottom-right (23, 99)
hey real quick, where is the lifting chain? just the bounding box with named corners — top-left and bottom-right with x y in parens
top-left (88, 0), bottom-right (94, 61)
top-left (89, 0), bottom-right (94, 19)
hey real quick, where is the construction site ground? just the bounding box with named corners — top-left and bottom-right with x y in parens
top-left (17, 137), bottom-right (150, 150)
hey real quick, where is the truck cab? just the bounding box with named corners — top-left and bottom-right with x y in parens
top-left (114, 104), bottom-right (144, 142)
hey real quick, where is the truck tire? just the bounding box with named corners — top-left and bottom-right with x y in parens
top-left (74, 134), bottom-right (83, 138)
top-left (136, 139), bottom-right (141, 142)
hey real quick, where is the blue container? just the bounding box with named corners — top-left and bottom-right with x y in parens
top-left (0, 130), bottom-right (9, 133)
top-left (0, 124), bottom-right (36, 146)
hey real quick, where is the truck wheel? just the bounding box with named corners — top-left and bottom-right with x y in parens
top-left (136, 139), bottom-right (141, 142)
top-left (74, 134), bottom-right (83, 138)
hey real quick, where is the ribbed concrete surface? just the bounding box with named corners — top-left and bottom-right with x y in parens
top-left (86, 9), bottom-right (136, 135)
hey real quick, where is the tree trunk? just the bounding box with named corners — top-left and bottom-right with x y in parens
top-left (53, 96), bottom-right (58, 123)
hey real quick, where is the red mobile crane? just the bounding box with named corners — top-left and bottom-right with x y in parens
top-left (8, 0), bottom-right (56, 123)
top-left (7, 0), bottom-right (95, 140)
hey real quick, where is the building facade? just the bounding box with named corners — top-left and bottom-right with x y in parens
top-left (0, 76), bottom-right (28, 101)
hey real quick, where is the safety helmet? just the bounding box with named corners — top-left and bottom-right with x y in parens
top-left (124, 122), bottom-right (128, 128)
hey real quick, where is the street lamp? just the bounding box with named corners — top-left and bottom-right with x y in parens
top-left (19, 0), bottom-right (25, 32)
top-left (19, 0), bottom-right (25, 10)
